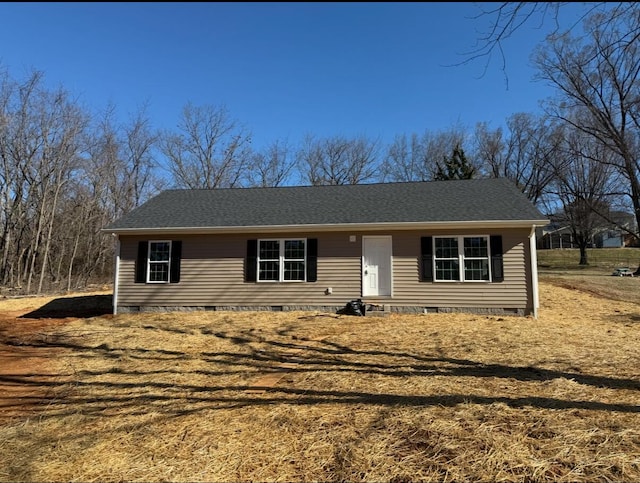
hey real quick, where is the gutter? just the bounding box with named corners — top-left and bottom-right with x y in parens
top-left (102, 219), bottom-right (551, 236)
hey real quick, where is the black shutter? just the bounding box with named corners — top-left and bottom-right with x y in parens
top-left (246, 239), bottom-right (257, 282)
top-left (170, 241), bottom-right (182, 283)
top-left (135, 241), bottom-right (148, 283)
top-left (420, 236), bottom-right (433, 282)
top-left (306, 238), bottom-right (318, 282)
top-left (490, 235), bottom-right (504, 282)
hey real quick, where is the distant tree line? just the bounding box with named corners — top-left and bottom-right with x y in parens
top-left (1, 3), bottom-right (639, 294)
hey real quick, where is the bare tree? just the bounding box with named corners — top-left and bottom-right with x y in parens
top-left (382, 127), bottom-right (469, 182)
top-left (161, 103), bottom-right (251, 189)
top-left (33, 88), bottom-right (89, 294)
top-left (298, 134), bottom-right (380, 185)
top-left (533, 8), bottom-right (640, 270)
top-left (123, 104), bottom-right (159, 207)
top-left (462, 2), bottom-right (631, 85)
top-left (382, 133), bottom-right (428, 182)
top-left (552, 129), bottom-right (619, 265)
top-left (475, 113), bottom-right (564, 205)
top-left (244, 139), bottom-right (295, 187)
top-left (0, 68), bottom-right (94, 294)
top-left (0, 66), bottom-right (20, 286)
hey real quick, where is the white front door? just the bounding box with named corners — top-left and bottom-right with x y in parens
top-left (362, 236), bottom-right (392, 297)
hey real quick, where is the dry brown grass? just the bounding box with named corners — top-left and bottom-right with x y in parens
top-left (1, 282), bottom-right (639, 482)
top-left (540, 268), bottom-right (640, 305)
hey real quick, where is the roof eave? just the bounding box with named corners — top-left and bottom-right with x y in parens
top-left (102, 219), bottom-right (550, 236)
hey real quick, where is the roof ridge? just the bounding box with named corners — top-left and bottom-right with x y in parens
top-left (162, 177), bottom-right (511, 193)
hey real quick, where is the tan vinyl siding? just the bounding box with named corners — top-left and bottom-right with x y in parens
top-left (380, 228), bottom-right (531, 310)
top-left (117, 233), bottom-right (363, 308)
top-left (116, 228), bottom-right (534, 313)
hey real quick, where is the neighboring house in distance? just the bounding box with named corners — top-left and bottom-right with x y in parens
top-left (595, 229), bottom-right (625, 248)
top-left (537, 210), bottom-right (638, 249)
top-left (103, 178), bottom-right (549, 317)
top-left (536, 222), bottom-right (576, 250)
top-left (594, 211), bottom-right (638, 248)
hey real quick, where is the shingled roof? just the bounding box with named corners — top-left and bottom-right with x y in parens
top-left (104, 178), bottom-right (548, 233)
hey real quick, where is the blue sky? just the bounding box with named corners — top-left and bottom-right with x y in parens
top-left (0, 2), bottom-right (589, 152)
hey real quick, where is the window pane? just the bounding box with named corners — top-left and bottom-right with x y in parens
top-left (259, 240), bottom-right (279, 259)
top-left (435, 238), bottom-right (458, 258)
top-left (259, 260), bottom-right (279, 281)
top-left (284, 240), bottom-right (305, 259)
top-left (149, 242), bottom-right (170, 262)
top-left (284, 261), bottom-right (305, 281)
top-left (149, 263), bottom-right (169, 282)
top-left (464, 259), bottom-right (489, 281)
top-left (435, 259), bottom-right (459, 281)
top-left (464, 237), bottom-right (488, 258)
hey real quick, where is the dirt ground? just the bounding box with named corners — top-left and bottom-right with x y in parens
top-left (0, 293), bottom-right (113, 419)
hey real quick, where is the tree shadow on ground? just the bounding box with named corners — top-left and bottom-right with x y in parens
top-left (5, 326), bottom-right (638, 419)
top-left (19, 295), bottom-right (113, 319)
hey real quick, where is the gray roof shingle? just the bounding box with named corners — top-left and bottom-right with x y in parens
top-left (104, 178), bottom-right (548, 231)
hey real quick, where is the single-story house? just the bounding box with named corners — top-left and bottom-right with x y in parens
top-left (103, 178), bottom-right (549, 317)
top-left (537, 210), bottom-right (638, 249)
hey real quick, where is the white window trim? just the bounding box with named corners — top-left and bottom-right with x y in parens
top-left (433, 235), bottom-right (492, 282)
top-left (147, 240), bottom-right (172, 284)
top-left (257, 238), bottom-right (307, 283)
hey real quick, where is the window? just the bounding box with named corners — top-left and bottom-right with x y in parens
top-left (434, 237), bottom-right (460, 281)
top-left (135, 240), bottom-right (181, 284)
top-left (434, 236), bottom-right (490, 282)
top-left (258, 239), bottom-right (306, 282)
top-left (148, 241), bottom-right (171, 283)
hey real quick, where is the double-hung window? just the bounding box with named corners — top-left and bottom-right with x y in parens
top-left (434, 236), bottom-right (490, 282)
top-left (258, 239), bottom-right (306, 282)
top-left (147, 241), bottom-right (172, 283)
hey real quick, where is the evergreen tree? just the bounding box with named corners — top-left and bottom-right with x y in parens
top-left (434, 144), bottom-right (476, 180)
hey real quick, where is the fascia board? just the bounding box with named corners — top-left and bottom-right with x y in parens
top-left (102, 219), bottom-right (550, 236)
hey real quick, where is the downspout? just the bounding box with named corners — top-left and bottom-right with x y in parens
top-left (529, 226), bottom-right (539, 319)
top-left (113, 234), bottom-right (120, 315)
